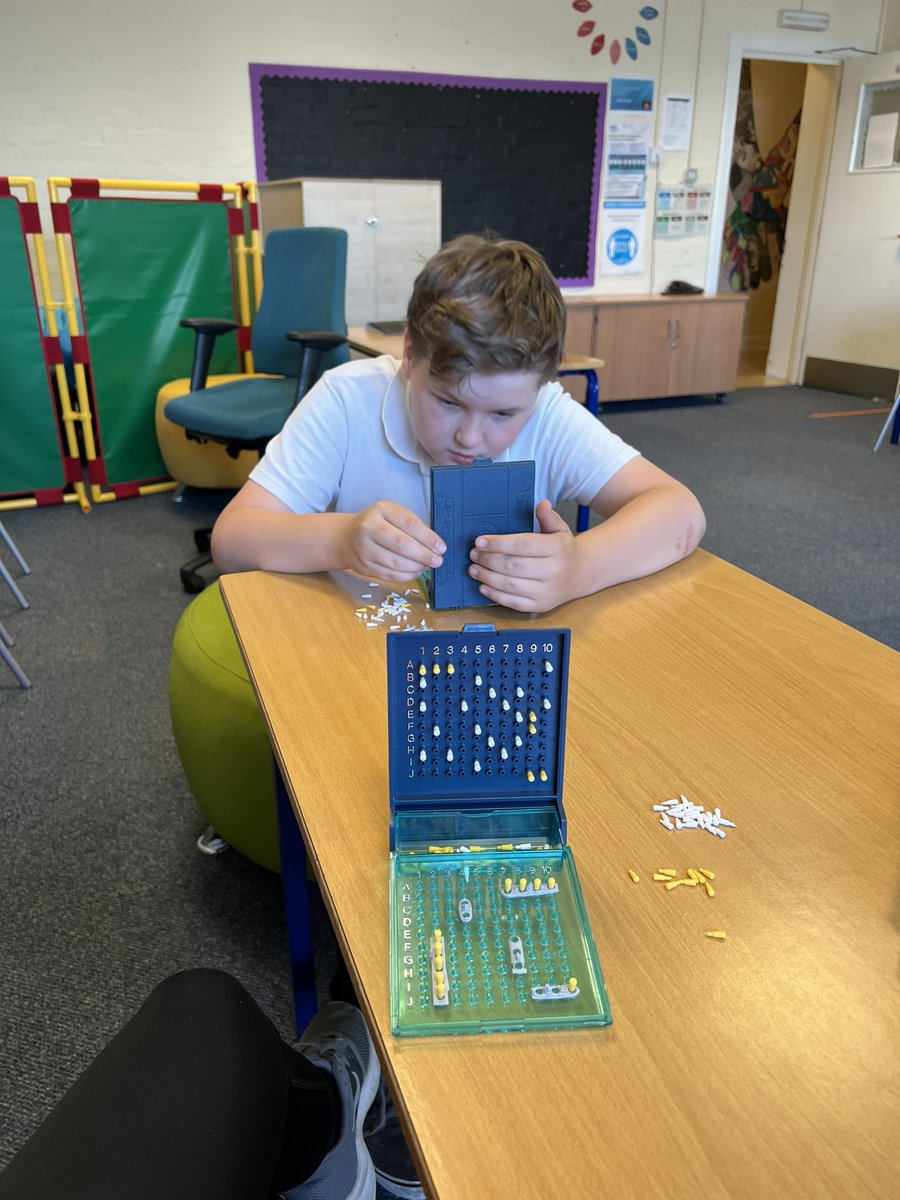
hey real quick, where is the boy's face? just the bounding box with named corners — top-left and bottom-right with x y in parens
top-left (402, 338), bottom-right (542, 466)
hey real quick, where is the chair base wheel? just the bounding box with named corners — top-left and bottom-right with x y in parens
top-left (180, 550), bottom-right (216, 594)
top-left (181, 569), bottom-right (207, 594)
top-left (196, 825), bottom-right (230, 856)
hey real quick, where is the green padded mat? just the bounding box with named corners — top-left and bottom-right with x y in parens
top-left (70, 198), bottom-right (240, 487)
top-left (0, 197), bottom-right (67, 499)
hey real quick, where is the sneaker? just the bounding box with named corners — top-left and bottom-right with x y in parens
top-left (284, 1001), bottom-right (381, 1200)
top-left (363, 1082), bottom-right (425, 1200)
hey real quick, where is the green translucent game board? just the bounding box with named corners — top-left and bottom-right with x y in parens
top-left (386, 625), bottom-right (613, 1037)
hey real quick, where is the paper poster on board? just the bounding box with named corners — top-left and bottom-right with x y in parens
top-left (600, 209), bottom-right (645, 274)
top-left (604, 118), bottom-right (652, 205)
top-left (661, 95), bottom-right (693, 152)
top-left (610, 78), bottom-right (654, 112)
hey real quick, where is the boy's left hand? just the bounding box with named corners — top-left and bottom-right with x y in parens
top-left (468, 500), bottom-right (581, 613)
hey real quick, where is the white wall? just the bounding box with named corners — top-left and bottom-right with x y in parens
top-left (0, 1), bottom-right (887, 307)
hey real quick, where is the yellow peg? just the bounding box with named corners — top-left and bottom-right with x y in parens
top-left (704, 882), bottom-right (715, 897)
top-left (526, 770), bottom-right (535, 782)
top-left (706, 931), bottom-right (727, 940)
top-left (699, 869), bottom-right (715, 880)
top-left (539, 769), bottom-right (548, 782)
top-left (432, 662), bottom-right (440, 675)
top-left (627, 869), bottom-right (640, 883)
top-left (532, 877), bottom-right (542, 892)
top-left (446, 663), bottom-right (455, 675)
top-left (435, 954), bottom-right (443, 971)
top-left (528, 723), bottom-right (537, 735)
top-left (568, 977), bottom-right (578, 992)
top-left (658, 869), bottom-right (677, 877)
top-left (518, 878), bottom-right (528, 892)
top-left (547, 876), bottom-right (556, 890)
top-left (503, 877), bottom-right (513, 893)
top-left (497, 844), bottom-right (514, 851)
top-left (418, 663), bottom-right (426, 676)
top-left (528, 711), bottom-right (537, 722)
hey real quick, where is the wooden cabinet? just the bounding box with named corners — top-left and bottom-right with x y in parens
top-left (258, 178), bottom-right (442, 327)
top-left (564, 294), bottom-right (747, 402)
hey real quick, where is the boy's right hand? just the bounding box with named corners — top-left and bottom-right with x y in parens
top-left (342, 501), bottom-right (445, 583)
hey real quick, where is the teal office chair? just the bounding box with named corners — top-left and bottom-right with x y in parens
top-left (164, 227), bottom-right (349, 591)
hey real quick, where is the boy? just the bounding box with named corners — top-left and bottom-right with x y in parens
top-left (212, 235), bottom-right (705, 612)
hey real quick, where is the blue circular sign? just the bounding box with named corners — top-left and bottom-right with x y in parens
top-left (606, 228), bottom-right (638, 266)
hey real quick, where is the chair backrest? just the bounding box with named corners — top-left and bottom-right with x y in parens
top-left (252, 227), bottom-right (349, 379)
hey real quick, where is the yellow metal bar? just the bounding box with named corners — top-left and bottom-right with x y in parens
top-left (91, 479), bottom-right (178, 504)
top-left (229, 187), bottom-right (254, 373)
top-left (48, 178), bottom-right (244, 204)
top-left (49, 177), bottom-right (243, 199)
top-left (243, 181), bottom-right (264, 311)
top-left (46, 179), bottom-right (100, 509)
top-left (8, 178), bottom-right (91, 511)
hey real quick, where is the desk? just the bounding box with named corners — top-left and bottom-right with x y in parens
top-left (220, 555), bottom-right (899, 1199)
top-left (347, 326), bottom-right (605, 534)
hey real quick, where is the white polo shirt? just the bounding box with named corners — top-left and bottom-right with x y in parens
top-left (250, 355), bottom-right (638, 521)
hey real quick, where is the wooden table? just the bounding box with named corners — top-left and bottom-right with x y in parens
top-left (346, 325), bottom-right (606, 534)
top-left (220, 553), bottom-right (899, 1200)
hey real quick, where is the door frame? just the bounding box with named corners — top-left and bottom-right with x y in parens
top-left (705, 34), bottom-right (843, 382)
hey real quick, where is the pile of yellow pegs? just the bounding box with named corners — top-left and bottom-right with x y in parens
top-left (627, 867), bottom-right (726, 939)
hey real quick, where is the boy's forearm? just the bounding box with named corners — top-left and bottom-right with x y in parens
top-left (211, 509), bottom-right (353, 575)
top-left (571, 485), bottom-right (705, 598)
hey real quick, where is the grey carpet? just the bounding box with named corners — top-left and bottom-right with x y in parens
top-left (0, 385), bottom-right (897, 1174)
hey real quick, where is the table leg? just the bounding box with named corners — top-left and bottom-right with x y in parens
top-left (276, 764), bottom-right (318, 1036)
top-left (874, 386), bottom-right (900, 451)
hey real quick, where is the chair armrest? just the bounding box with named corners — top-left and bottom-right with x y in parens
top-left (285, 330), bottom-right (348, 352)
top-left (285, 331), bottom-right (349, 405)
top-left (180, 318), bottom-right (241, 392)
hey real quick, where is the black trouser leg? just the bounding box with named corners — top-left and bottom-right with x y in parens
top-left (0, 969), bottom-right (339, 1200)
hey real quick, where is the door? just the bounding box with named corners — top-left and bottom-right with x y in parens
top-left (591, 302), bottom-right (670, 401)
top-left (802, 50), bottom-right (900, 377)
top-left (667, 300), bottom-right (746, 397)
top-left (301, 180), bottom-right (377, 327)
top-left (370, 181), bottom-right (441, 322)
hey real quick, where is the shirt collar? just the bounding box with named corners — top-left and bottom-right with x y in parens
top-left (381, 359), bottom-right (431, 475)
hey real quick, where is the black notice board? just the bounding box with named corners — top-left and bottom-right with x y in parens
top-left (250, 65), bottom-right (606, 285)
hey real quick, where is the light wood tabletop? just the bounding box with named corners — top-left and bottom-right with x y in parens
top-left (220, 552), bottom-right (899, 1200)
top-left (347, 324), bottom-right (605, 374)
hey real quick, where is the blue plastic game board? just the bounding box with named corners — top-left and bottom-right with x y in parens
top-left (386, 625), bottom-right (613, 1037)
top-left (429, 458), bottom-right (535, 609)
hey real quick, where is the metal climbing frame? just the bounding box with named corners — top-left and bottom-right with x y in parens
top-left (47, 178), bottom-right (255, 504)
top-left (0, 177), bottom-right (89, 512)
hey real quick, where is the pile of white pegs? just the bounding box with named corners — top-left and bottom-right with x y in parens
top-left (653, 794), bottom-right (736, 838)
top-left (354, 587), bottom-right (432, 631)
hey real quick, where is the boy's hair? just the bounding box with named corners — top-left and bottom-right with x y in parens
top-left (406, 234), bottom-right (566, 383)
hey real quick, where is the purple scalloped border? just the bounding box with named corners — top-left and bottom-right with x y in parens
top-left (248, 63), bottom-right (605, 288)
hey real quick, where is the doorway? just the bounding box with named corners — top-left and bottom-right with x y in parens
top-left (708, 52), bottom-right (840, 388)
top-left (720, 59), bottom-right (806, 386)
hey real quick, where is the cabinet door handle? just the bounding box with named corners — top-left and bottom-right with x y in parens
top-left (364, 215), bottom-right (381, 228)
top-left (667, 318), bottom-right (673, 338)
top-left (675, 318), bottom-right (682, 339)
